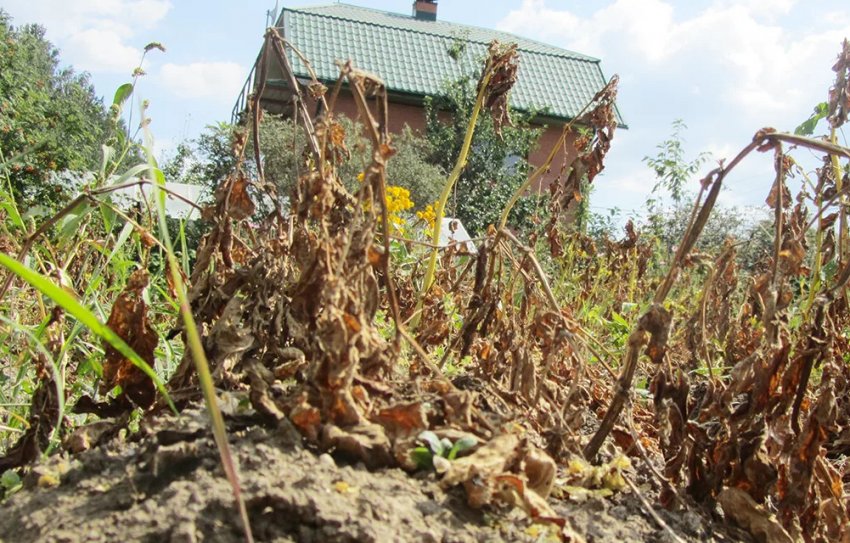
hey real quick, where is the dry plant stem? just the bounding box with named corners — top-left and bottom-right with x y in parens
top-left (767, 147), bottom-right (785, 344)
top-left (585, 136), bottom-right (763, 460)
top-left (284, 38), bottom-right (330, 106)
top-left (572, 329), bottom-right (618, 381)
top-left (626, 410), bottom-right (683, 503)
top-left (344, 66), bottom-right (403, 341)
top-left (806, 183), bottom-right (828, 316)
top-left (499, 229), bottom-right (560, 311)
top-left (498, 228), bottom-right (588, 405)
top-left (767, 131), bottom-right (850, 159)
top-left (496, 102), bottom-right (591, 231)
top-left (415, 66), bottom-right (495, 328)
top-left (252, 37), bottom-right (270, 184)
top-left (772, 129), bottom-right (850, 261)
top-left (584, 326), bottom-right (645, 459)
top-left (624, 475), bottom-right (688, 543)
top-left (655, 138), bottom-right (759, 304)
top-left (325, 71), bottom-right (345, 126)
top-left (697, 261), bottom-right (718, 383)
top-left (266, 29), bottom-right (321, 158)
top-left (831, 128), bottom-right (848, 265)
top-left (398, 326), bottom-right (451, 383)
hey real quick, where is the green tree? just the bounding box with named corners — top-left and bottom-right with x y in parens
top-left (0, 10), bottom-right (111, 208)
top-left (161, 122), bottom-right (237, 194)
top-left (424, 69), bottom-right (543, 235)
top-left (385, 125), bottom-right (445, 209)
top-left (640, 120), bottom-right (771, 270)
top-left (643, 119), bottom-right (711, 208)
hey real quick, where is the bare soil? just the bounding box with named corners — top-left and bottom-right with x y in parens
top-left (0, 405), bottom-right (751, 543)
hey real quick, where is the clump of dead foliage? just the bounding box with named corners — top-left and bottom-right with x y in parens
top-left (3, 29), bottom-right (850, 543)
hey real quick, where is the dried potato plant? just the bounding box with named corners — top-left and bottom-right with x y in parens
top-left (69, 29), bottom-right (849, 543)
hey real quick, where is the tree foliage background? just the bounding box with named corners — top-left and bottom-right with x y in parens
top-left (424, 58), bottom-right (544, 235)
top-left (0, 10), bottom-right (111, 209)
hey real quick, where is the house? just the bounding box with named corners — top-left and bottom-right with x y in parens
top-left (232, 1), bottom-right (622, 186)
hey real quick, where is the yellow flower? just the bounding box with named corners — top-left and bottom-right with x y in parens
top-left (358, 178), bottom-right (415, 234)
top-left (384, 185), bottom-right (413, 234)
top-left (416, 202), bottom-right (437, 230)
top-left (385, 186), bottom-right (413, 214)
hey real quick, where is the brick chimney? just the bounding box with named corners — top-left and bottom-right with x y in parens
top-left (412, 0), bottom-right (437, 21)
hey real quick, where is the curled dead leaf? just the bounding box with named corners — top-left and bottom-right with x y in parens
top-left (226, 175), bottom-right (255, 220)
top-left (321, 423), bottom-right (393, 469)
top-left (371, 402), bottom-right (428, 438)
top-left (441, 433), bottom-right (522, 502)
top-left (524, 446), bottom-right (557, 498)
top-left (718, 487), bottom-right (794, 543)
top-left (102, 269), bottom-right (157, 409)
top-left (289, 397), bottom-right (321, 442)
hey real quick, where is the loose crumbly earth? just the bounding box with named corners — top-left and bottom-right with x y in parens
top-left (0, 407), bottom-right (750, 543)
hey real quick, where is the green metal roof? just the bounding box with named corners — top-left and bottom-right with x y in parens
top-left (260, 3), bottom-right (620, 123)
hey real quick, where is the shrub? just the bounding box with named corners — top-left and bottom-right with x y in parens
top-left (424, 71), bottom-right (543, 235)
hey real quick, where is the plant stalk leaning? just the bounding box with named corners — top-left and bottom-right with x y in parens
top-left (143, 126), bottom-right (255, 543)
top-left (412, 53), bottom-right (496, 330)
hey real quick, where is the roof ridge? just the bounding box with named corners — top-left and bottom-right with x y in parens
top-left (282, 3), bottom-right (600, 63)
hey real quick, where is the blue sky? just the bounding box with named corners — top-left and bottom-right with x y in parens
top-left (4, 1), bottom-right (849, 218)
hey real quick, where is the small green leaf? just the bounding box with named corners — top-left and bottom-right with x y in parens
top-left (99, 144), bottom-right (115, 181)
top-left (113, 83), bottom-right (134, 108)
top-left (98, 201), bottom-right (117, 231)
top-left (0, 202), bottom-right (23, 230)
top-left (611, 311), bottom-right (629, 328)
top-left (794, 102), bottom-right (828, 135)
top-left (105, 221), bottom-right (135, 267)
top-left (110, 163), bottom-right (153, 188)
top-left (411, 447), bottom-right (434, 469)
top-left (58, 203), bottom-right (93, 241)
top-left (417, 430), bottom-right (444, 456)
top-left (1, 469), bottom-right (21, 493)
top-left (447, 436), bottom-right (478, 460)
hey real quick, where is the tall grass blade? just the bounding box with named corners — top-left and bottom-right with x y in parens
top-left (144, 135), bottom-right (254, 543)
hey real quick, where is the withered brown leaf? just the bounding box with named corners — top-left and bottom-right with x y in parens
top-left (102, 269), bottom-right (157, 409)
top-left (371, 402), bottom-right (428, 438)
top-left (719, 487), bottom-right (794, 543)
top-left (227, 175), bottom-right (256, 220)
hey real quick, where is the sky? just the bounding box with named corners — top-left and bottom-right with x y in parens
top-left (3, 0), bottom-right (849, 219)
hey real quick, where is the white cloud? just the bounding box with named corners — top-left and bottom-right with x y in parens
top-left (715, 0), bottom-right (797, 19)
top-left (159, 62), bottom-right (246, 102)
top-left (2, 0), bottom-right (171, 74)
top-left (498, 0), bottom-right (846, 118)
top-left (497, 0), bottom-right (850, 209)
top-left (64, 28), bottom-right (142, 72)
